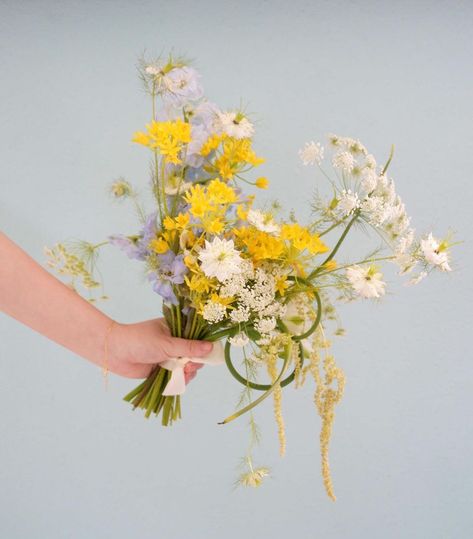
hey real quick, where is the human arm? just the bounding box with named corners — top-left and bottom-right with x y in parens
top-left (0, 232), bottom-right (211, 379)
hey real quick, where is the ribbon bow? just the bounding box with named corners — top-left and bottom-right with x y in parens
top-left (160, 340), bottom-right (224, 396)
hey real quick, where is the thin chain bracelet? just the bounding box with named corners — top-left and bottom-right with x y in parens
top-left (102, 320), bottom-right (117, 389)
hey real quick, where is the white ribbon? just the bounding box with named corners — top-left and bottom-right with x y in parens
top-left (160, 340), bottom-right (224, 396)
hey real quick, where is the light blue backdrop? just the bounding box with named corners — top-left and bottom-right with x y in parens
top-left (1, 1), bottom-right (472, 538)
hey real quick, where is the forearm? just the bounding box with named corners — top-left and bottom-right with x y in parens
top-left (0, 232), bottom-right (112, 366)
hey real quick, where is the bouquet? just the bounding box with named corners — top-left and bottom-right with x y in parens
top-left (47, 52), bottom-right (456, 500)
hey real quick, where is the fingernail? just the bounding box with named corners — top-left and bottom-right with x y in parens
top-left (200, 341), bottom-right (213, 354)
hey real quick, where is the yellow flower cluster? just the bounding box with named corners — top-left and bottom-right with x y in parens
top-left (234, 227), bottom-right (284, 261)
top-left (280, 223), bottom-right (329, 255)
top-left (132, 119), bottom-right (192, 164)
top-left (234, 223), bottom-right (329, 263)
top-left (183, 179), bottom-right (237, 234)
top-left (200, 134), bottom-right (265, 180)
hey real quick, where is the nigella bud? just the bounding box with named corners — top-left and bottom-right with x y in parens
top-left (109, 179), bottom-right (132, 199)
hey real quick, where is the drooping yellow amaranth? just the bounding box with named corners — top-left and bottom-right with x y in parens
top-left (267, 353), bottom-right (286, 457)
top-left (309, 346), bottom-right (345, 501)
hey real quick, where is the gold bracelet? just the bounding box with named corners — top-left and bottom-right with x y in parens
top-left (102, 320), bottom-right (116, 389)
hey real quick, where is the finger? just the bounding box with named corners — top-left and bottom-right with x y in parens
top-left (162, 336), bottom-right (213, 359)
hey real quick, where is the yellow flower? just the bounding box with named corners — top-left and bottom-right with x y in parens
top-left (185, 273), bottom-right (214, 294)
top-left (164, 213), bottom-right (190, 231)
top-left (235, 227), bottom-right (284, 261)
top-left (184, 254), bottom-right (199, 272)
top-left (132, 119), bottom-right (191, 165)
top-left (207, 179), bottom-right (237, 205)
top-left (163, 216), bottom-right (176, 231)
top-left (236, 204), bottom-right (248, 221)
top-left (200, 134), bottom-right (224, 156)
top-left (255, 177), bottom-right (269, 189)
top-left (203, 217), bottom-right (225, 234)
top-left (275, 276), bottom-right (289, 296)
top-left (183, 184), bottom-right (212, 217)
top-left (280, 223), bottom-right (329, 255)
top-left (210, 293), bottom-right (235, 307)
top-left (149, 237), bottom-right (169, 254)
top-left (132, 132), bottom-right (150, 146)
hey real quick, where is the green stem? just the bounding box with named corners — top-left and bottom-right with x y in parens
top-left (318, 217), bottom-right (348, 237)
top-left (218, 342), bottom-right (293, 425)
top-left (382, 144), bottom-right (395, 175)
top-left (308, 211), bottom-right (359, 280)
top-left (316, 255), bottom-right (395, 278)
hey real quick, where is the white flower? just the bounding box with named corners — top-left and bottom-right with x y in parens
top-left (229, 333), bottom-right (249, 347)
top-left (198, 237), bottom-right (243, 282)
top-left (338, 189), bottom-right (360, 216)
top-left (364, 154), bottom-right (377, 169)
top-left (332, 151), bottom-right (355, 172)
top-left (420, 233), bottom-right (452, 271)
top-left (407, 271), bottom-right (428, 286)
top-left (214, 111), bottom-right (254, 139)
top-left (361, 196), bottom-right (390, 227)
top-left (255, 317), bottom-right (277, 334)
top-left (230, 306), bottom-right (251, 323)
top-left (202, 301), bottom-right (227, 323)
top-left (346, 265), bottom-right (386, 298)
top-left (395, 229), bottom-right (415, 255)
top-left (145, 65), bottom-right (160, 75)
top-left (395, 253), bottom-right (417, 275)
top-left (360, 169), bottom-right (378, 193)
top-left (247, 209), bottom-right (280, 234)
top-left (298, 141), bottom-right (324, 165)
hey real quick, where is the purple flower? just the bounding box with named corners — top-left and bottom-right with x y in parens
top-left (161, 67), bottom-right (204, 107)
top-left (148, 251), bottom-right (188, 305)
top-left (109, 212), bottom-right (158, 261)
top-left (108, 234), bottom-right (147, 260)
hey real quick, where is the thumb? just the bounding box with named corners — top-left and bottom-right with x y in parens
top-left (163, 336), bottom-right (213, 359)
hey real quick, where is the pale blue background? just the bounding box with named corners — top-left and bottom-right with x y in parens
top-left (1, 1), bottom-right (472, 538)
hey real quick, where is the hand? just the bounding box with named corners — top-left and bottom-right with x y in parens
top-left (108, 318), bottom-right (212, 380)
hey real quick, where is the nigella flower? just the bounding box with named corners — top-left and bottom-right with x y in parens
top-left (214, 110), bottom-right (254, 139)
top-left (198, 237), bottom-right (243, 282)
top-left (346, 264), bottom-right (386, 299)
top-left (149, 251), bottom-right (187, 305)
top-left (420, 233), bottom-right (452, 272)
top-left (161, 66), bottom-right (204, 107)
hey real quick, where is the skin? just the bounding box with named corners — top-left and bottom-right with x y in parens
top-left (0, 232), bottom-right (211, 383)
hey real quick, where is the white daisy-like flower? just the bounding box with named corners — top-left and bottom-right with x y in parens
top-left (202, 300), bottom-right (227, 323)
top-left (247, 209), bottom-right (280, 234)
top-left (198, 237), bottom-right (243, 282)
top-left (338, 189), bottom-right (360, 216)
top-left (298, 141), bottom-right (324, 165)
top-left (420, 233), bottom-right (452, 271)
top-left (214, 110), bottom-right (254, 139)
top-left (229, 333), bottom-right (249, 347)
top-left (332, 151), bottom-right (355, 173)
top-left (346, 265), bottom-right (386, 299)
